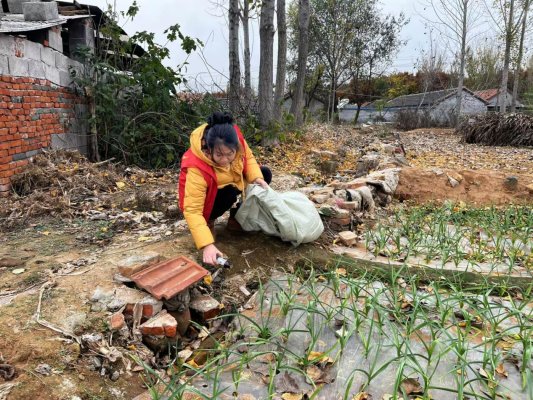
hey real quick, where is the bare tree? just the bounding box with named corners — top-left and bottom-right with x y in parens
top-left (289, 0), bottom-right (309, 126)
top-left (511, 0), bottom-right (530, 111)
top-left (258, 0), bottom-right (275, 129)
top-left (499, 0), bottom-right (516, 112)
top-left (229, 0), bottom-right (241, 113)
top-left (273, 0), bottom-right (287, 120)
top-left (421, 0), bottom-right (483, 125)
top-left (241, 0), bottom-right (253, 101)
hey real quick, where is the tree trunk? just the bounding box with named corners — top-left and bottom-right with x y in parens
top-left (511, 0), bottom-right (529, 112)
top-left (455, 0), bottom-right (468, 126)
top-left (273, 0), bottom-right (287, 120)
top-left (499, 0), bottom-right (515, 113)
top-left (241, 0), bottom-right (252, 103)
top-left (258, 0), bottom-right (275, 130)
top-left (289, 0), bottom-right (309, 126)
top-left (229, 0), bottom-right (241, 114)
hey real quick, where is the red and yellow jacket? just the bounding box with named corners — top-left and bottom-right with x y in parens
top-left (178, 123), bottom-right (263, 249)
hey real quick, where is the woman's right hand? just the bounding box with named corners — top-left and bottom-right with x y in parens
top-left (202, 243), bottom-right (223, 266)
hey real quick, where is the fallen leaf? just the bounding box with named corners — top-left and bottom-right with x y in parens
top-left (336, 268), bottom-right (347, 276)
top-left (400, 377), bottom-right (423, 395)
top-left (281, 394), bottom-right (303, 400)
top-left (352, 392), bottom-right (372, 400)
top-left (307, 351), bottom-right (334, 364)
top-left (203, 274), bottom-right (213, 285)
top-left (305, 365), bottom-right (322, 383)
top-left (116, 181), bottom-right (126, 189)
top-left (137, 236), bottom-right (151, 242)
top-left (495, 363), bottom-right (508, 378)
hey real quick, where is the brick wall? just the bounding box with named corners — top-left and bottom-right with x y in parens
top-left (0, 33), bottom-right (89, 196)
top-left (0, 75), bottom-right (85, 194)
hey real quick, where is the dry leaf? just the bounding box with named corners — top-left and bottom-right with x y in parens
top-left (116, 181), bottom-right (126, 189)
top-left (307, 351), bottom-right (334, 364)
top-left (203, 274), bottom-right (213, 285)
top-left (281, 393), bottom-right (303, 400)
top-left (352, 392), bottom-right (372, 400)
top-left (12, 268), bottom-right (25, 275)
top-left (137, 236), bottom-right (151, 242)
top-left (495, 363), bottom-right (508, 378)
top-left (336, 268), bottom-right (347, 276)
top-left (305, 365), bottom-right (322, 383)
top-left (400, 377), bottom-right (423, 395)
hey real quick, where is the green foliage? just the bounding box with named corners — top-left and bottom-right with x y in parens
top-left (70, 4), bottom-right (212, 168)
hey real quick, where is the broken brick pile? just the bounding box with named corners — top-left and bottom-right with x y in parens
top-left (92, 254), bottom-right (222, 349)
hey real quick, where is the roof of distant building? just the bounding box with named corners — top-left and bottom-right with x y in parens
top-left (386, 87), bottom-right (487, 108)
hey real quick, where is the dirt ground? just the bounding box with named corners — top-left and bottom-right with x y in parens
top-left (0, 126), bottom-right (531, 399)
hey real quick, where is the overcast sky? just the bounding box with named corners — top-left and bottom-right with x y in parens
top-left (76, 0), bottom-right (431, 91)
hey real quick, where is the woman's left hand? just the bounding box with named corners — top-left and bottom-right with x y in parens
top-left (253, 178), bottom-right (269, 189)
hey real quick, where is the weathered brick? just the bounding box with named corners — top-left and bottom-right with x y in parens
top-left (338, 231), bottom-right (357, 246)
top-left (190, 295), bottom-right (221, 322)
top-left (116, 252), bottom-right (161, 278)
top-left (139, 310), bottom-right (178, 338)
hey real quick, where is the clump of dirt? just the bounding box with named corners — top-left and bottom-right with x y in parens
top-left (396, 167), bottom-right (533, 205)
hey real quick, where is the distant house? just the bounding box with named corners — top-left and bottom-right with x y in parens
top-left (338, 101), bottom-right (379, 123)
top-left (474, 88), bottom-right (525, 111)
top-left (382, 87), bottom-right (488, 124)
top-left (281, 92), bottom-right (326, 116)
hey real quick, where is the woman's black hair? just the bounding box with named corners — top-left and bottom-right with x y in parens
top-left (204, 112), bottom-right (239, 152)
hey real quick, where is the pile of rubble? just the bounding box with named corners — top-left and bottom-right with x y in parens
top-left (0, 150), bottom-right (179, 229)
top-left (78, 252), bottom-right (248, 389)
top-left (300, 140), bottom-right (408, 242)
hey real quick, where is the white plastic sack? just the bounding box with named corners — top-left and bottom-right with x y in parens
top-left (235, 184), bottom-right (324, 246)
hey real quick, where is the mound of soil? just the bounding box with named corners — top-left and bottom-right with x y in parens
top-left (396, 167), bottom-right (533, 205)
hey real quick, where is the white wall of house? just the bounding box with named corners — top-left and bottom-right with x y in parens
top-left (339, 106), bottom-right (381, 123)
top-left (429, 92), bottom-right (486, 123)
top-left (282, 97), bottom-right (325, 115)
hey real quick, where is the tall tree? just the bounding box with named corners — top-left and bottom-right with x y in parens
top-left (289, 0), bottom-right (310, 125)
top-left (258, 0), bottom-right (275, 129)
top-left (273, 0), bottom-right (287, 119)
top-left (464, 43), bottom-right (502, 89)
top-left (422, 0), bottom-right (482, 125)
top-left (228, 0), bottom-right (241, 113)
top-left (511, 0), bottom-right (530, 111)
top-left (499, 0), bottom-right (515, 112)
top-left (241, 0), bottom-right (252, 102)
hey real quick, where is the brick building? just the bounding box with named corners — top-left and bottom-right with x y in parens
top-left (0, 0), bottom-right (143, 196)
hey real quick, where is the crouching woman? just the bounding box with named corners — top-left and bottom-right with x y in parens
top-left (178, 112), bottom-right (271, 266)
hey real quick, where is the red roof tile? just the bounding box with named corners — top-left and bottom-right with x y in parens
top-left (474, 88), bottom-right (500, 101)
top-left (131, 256), bottom-right (208, 300)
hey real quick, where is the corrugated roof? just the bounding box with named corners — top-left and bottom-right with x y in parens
top-left (131, 256), bottom-right (208, 300)
top-left (0, 13), bottom-right (92, 33)
top-left (386, 88), bottom-right (457, 108)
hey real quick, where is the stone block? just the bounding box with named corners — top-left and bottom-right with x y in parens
top-left (139, 310), bottom-right (177, 338)
top-left (23, 40), bottom-right (41, 60)
top-left (55, 52), bottom-right (68, 69)
top-left (190, 295), bottom-right (221, 322)
top-left (44, 63), bottom-right (60, 85)
top-left (329, 216), bottom-right (351, 226)
top-left (8, 57), bottom-right (29, 76)
top-left (40, 45), bottom-right (55, 66)
top-left (7, 0), bottom-right (38, 13)
top-left (22, 1), bottom-right (58, 21)
top-left (28, 59), bottom-right (46, 79)
top-left (116, 251), bottom-right (161, 278)
top-left (338, 231), bottom-right (357, 246)
top-left (59, 69), bottom-right (72, 87)
top-left (504, 176), bottom-right (518, 191)
top-left (48, 26), bottom-right (63, 52)
top-left (338, 201), bottom-right (359, 210)
top-left (0, 55), bottom-right (8, 74)
top-left (0, 36), bottom-right (15, 56)
top-left (311, 193), bottom-right (330, 204)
